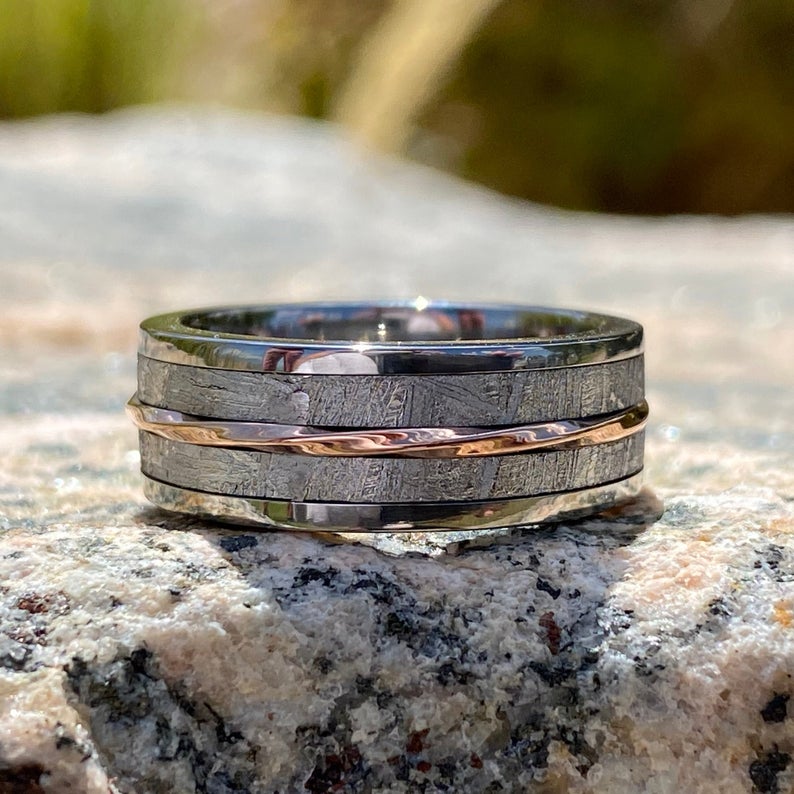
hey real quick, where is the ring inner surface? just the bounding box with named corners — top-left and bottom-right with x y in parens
top-left (181, 305), bottom-right (619, 344)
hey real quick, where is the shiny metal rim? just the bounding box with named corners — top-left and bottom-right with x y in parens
top-left (139, 301), bottom-right (644, 374)
top-left (128, 395), bottom-right (648, 458)
top-left (142, 471), bottom-right (644, 532)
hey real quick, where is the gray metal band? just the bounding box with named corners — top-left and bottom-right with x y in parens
top-left (139, 302), bottom-right (643, 375)
top-left (138, 354), bottom-right (644, 428)
top-left (142, 472), bottom-right (645, 532)
top-left (139, 430), bottom-right (644, 503)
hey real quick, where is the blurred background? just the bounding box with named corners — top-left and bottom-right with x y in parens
top-left (1, 0), bottom-right (792, 549)
top-left (1, 0), bottom-right (792, 216)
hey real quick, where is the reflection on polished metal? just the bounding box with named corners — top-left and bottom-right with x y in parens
top-left (128, 396), bottom-right (648, 458)
top-left (142, 472), bottom-right (645, 532)
top-left (131, 301), bottom-right (647, 531)
top-left (140, 301), bottom-right (643, 374)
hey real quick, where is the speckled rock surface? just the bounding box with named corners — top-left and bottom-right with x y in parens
top-left (1, 108), bottom-right (793, 793)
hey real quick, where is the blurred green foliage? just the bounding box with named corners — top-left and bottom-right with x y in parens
top-left (0, 0), bottom-right (196, 116)
top-left (0, 0), bottom-right (791, 215)
top-left (429, 0), bottom-right (794, 213)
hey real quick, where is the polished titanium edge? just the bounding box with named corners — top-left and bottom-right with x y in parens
top-left (142, 471), bottom-right (644, 532)
top-left (127, 396), bottom-right (648, 458)
top-left (139, 302), bottom-right (644, 374)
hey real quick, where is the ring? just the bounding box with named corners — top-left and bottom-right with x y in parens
top-left (130, 301), bottom-right (646, 531)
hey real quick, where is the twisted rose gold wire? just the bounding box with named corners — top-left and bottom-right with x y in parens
top-left (128, 397), bottom-right (647, 459)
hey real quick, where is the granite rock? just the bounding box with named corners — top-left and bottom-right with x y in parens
top-left (1, 108), bottom-right (793, 793)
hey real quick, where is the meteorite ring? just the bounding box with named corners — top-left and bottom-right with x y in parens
top-left (129, 301), bottom-right (647, 532)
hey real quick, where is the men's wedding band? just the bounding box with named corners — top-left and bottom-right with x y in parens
top-left (130, 301), bottom-right (646, 531)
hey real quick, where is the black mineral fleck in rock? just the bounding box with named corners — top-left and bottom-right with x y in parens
top-left (535, 577), bottom-right (561, 599)
top-left (346, 570), bottom-right (407, 605)
top-left (384, 611), bottom-right (415, 640)
top-left (293, 566), bottom-right (339, 587)
top-left (437, 661), bottom-right (473, 685)
top-left (219, 535), bottom-right (258, 553)
top-left (749, 749), bottom-right (790, 793)
top-left (761, 693), bottom-right (790, 724)
top-left (707, 596), bottom-right (732, 617)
